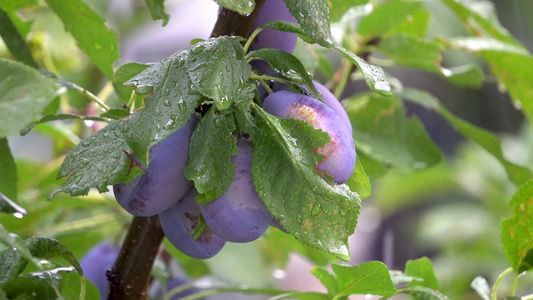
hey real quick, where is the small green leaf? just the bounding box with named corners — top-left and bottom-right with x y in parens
top-left (186, 36), bottom-right (251, 110)
top-left (184, 108), bottom-right (238, 204)
top-left (114, 62), bottom-right (150, 84)
top-left (0, 247), bottom-right (27, 287)
top-left (357, 1), bottom-right (424, 41)
top-left (331, 261), bottom-right (397, 297)
top-left (345, 158), bottom-right (371, 200)
top-left (0, 59), bottom-right (63, 137)
top-left (124, 51), bottom-right (204, 164)
top-left (145, 0), bottom-right (170, 26)
top-left (387, 8), bottom-right (432, 37)
top-left (250, 104), bottom-right (360, 260)
top-left (247, 48), bottom-right (322, 100)
top-left (397, 88), bottom-right (532, 186)
top-left (501, 179), bottom-right (533, 273)
top-left (344, 93), bottom-right (442, 171)
top-left (283, 0), bottom-right (334, 47)
top-left (405, 257), bottom-right (440, 290)
top-left (21, 114), bottom-right (110, 136)
top-left (0, 8), bottom-right (38, 68)
top-left (376, 34), bottom-right (444, 73)
top-left (0, 138), bottom-right (17, 202)
top-left (44, 0), bottom-right (119, 79)
top-left (328, 0), bottom-right (368, 23)
top-left (399, 286), bottom-right (449, 299)
top-left (333, 44), bottom-right (391, 95)
top-left (214, 0), bottom-right (255, 15)
top-left (257, 20), bottom-right (315, 44)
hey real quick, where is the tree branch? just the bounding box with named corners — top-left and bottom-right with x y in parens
top-left (107, 2), bottom-right (267, 299)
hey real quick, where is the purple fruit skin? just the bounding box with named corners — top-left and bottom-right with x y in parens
top-left (113, 115), bottom-right (198, 217)
top-left (80, 241), bottom-right (120, 299)
top-left (263, 91), bottom-right (356, 184)
top-left (159, 188), bottom-right (226, 259)
top-left (201, 139), bottom-right (272, 243)
top-left (311, 81), bottom-right (352, 133)
top-left (249, 0), bottom-right (298, 73)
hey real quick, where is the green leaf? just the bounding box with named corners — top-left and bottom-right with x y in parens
top-left (441, 0), bottom-right (519, 46)
top-left (124, 51), bottom-right (204, 164)
top-left (247, 48), bottom-right (322, 100)
top-left (0, 247), bottom-right (27, 287)
top-left (331, 261), bottom-right (397, 297)
top-left (0, 8), bottom-right (38, 68)
top-left (25, 236), bottom-right (83, 275)
top-left (60, 270), bottom-right (100, 300)
top-left (0, 59), bottom-right (63, 137)
top-left (399, 286), bottom-right (449, 299)
top-left (0, 0), bottom-right (37, 37)
top-left (501, 179), bottom-right (533, 273)
top-left (145, 0), bottom-right (170, 26)
top-left (311, 267), bottom-right (339, 295)
top-left (357, 1), bottom-right (424, 41)
top-left (344, 93), bottom-right (442, 171)
top-left (184, 108), bottom-right (238, 204)
top-left (387, 8), bottom-right (432, 37)
top-left (443, 64), bottom-right (485, 88)
top-left (0, 225), bottom-right (40, 277)
top-left (0, 138), bottom-right (17, 202)
top-left (405, 257), bottom-right (440, 290)
top-left (99, 108), bottom-right (131, 120)
top-left (397, 88), bottom-right (532, 186)
top-left (345, 158), bottom-right (371, 200)
top-left (21, 114), bottom-right (110, 136)
top-left (250, 104), bottom-right (360, 261)
top-left (333, 44), bottom-right (391, 96)
top-left (376, 34), bottom-right (444, 73)
top-left (214, 0), bottom-right (255, 15)
top-left (329, 0), bottom-right (368, 23)
top-left (50, 120), bottom-right (143, 199)
top-left (283, 0), bottom-right (333, 47)
top-left (114, 62), bottom-right (150, 84)
top-left (389, 270), bottom-right (423, 285)
top-left (186, 36), bottom-right (251, 110)
top-left (21, 267), bottom-right (76, 295)
top-left (44, 0), bottom-right (119, 79)
top-left (256, 20), bottom-right (316, 45)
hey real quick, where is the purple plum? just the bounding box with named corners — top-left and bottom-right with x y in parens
top-left (113, 115), bottom-right (198, 217)
top-left (80, 241), bottom-right (120, 299)
top-left (200, 139), bottom-right (272, 243)
top-left (159, 188), bottom-right (226, 259)
top-left (262, 91), bottom-right (356, 184)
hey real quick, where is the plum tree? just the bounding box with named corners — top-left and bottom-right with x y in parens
top-left (200, 139), bottom-right (272, 243)
top-left (113, 115), bottom-right (198, 217)
top-left (80, 241), bottom-right (120, 299)
top-left (263, 91), bottom-right (356, 184)
top-left (159, 188), bottom-right (226, 259)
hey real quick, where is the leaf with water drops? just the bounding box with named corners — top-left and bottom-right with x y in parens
top-left (0, 59), bottom-right (63, 137)
top-left (501, 179), bottom-right (533, 273)
top-left (214, 0), bottom-right (255, 15)
top-left (44, 0), bottom-right (119, 79)
top-left (333, 44), bottom-right (391, 96)
top-left (185, 107), bottom-right (238, 205)
top-left (186, 36), bottom-right (251, 110)
top-left (124, 51), bottom-right (204, 164)
top-left (50, 119), bottom-right (143, 199)
top-left (283, 0), bottom-right (333, 47)
top-left (250, 104), bottom-right (360, 261)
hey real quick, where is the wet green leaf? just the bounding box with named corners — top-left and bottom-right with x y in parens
top-left (215, 0), bottom-right (255, 15)
top-left (283, 0), bottom-right (333, 47)
top-left (345, 159), bottom-right (371, 200)
top-left (405, 257), bottom-right (440, 290)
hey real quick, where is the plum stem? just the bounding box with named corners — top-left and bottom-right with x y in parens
top-left (107, 2), bottom-right (266, 299)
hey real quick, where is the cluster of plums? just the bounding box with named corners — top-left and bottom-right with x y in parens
top-left (113, 0), bottom-right (356, 260)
